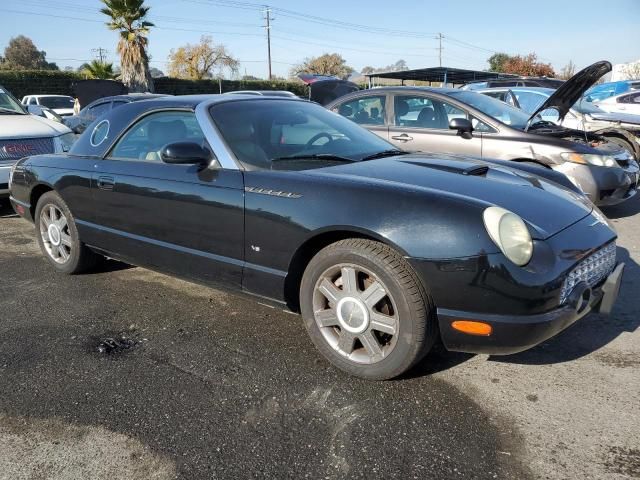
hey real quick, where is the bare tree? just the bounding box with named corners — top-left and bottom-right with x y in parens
top-left (623, 62), bottom-right (640, 80)
top-left (168, 36), bottom-right (239, 80)
top-left (559, 60), bottom-right (576, 80)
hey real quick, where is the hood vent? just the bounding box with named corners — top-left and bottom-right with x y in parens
top-left (463, 165), bottom-right (489, 176)
top-left (401, 160), bottom-right (490, 177)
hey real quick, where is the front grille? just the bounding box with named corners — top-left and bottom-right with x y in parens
top-left (560, 242), bottom-right (616, 305)
top-left (0, 137), bottom-right (55, 161)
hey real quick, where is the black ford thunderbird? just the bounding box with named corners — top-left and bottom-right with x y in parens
top-left (9, 95), bottom-right (624, 379)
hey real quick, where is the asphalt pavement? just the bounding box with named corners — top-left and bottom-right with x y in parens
top-left (0, 196), bottom-right (638, 480)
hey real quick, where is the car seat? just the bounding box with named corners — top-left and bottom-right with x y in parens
top-left (141, 120), bottom-right (188, 161)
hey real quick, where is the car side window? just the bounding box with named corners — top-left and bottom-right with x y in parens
top-left (333, 96), bottom-right (386, 125)
top-left (29, 97), bottom-right (38, 105)
top-left (109, 110), bottom-right (208, 162)
top-left (394, 95), bottom-right (466, 130)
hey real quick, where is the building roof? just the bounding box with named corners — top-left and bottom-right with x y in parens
top-left (365, 67), bottom-right (518, 85)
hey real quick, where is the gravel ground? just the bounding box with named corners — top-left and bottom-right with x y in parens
top-left (0, 196), bottom-right (638, 479)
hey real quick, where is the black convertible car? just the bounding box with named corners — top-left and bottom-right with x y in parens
top-left (9, 95), bottom-right (624, 379)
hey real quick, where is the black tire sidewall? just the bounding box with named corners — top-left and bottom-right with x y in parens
top-left (35, 192), bottom-right (84, 274)
top-left (300, 242), bottom-right (431, 380)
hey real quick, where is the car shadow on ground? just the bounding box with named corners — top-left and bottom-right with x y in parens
top-left (0, 200), bottom-right (18, 218)
top-left (489, 245), bottom-right (639, 366)
top-left (601, 195), bottom-right (640, 219)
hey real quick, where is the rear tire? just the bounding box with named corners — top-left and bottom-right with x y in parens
top-left (300, 239), bottom-right (438, 380)
top-left (35, 191), bottom-right (101, 274)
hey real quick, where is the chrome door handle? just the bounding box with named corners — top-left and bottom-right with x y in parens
top-left (97, 176), bottom-right (115, 191)
top-left (391, 134), bottom-right (413, 141)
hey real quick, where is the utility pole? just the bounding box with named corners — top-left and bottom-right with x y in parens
top-left (436, 33), bottom-right (443, 67)
top-left (263, 6), bottom-right (274, 80)
top-left (91, 47), bottom-right (108, 63)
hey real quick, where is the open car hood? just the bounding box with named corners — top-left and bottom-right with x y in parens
top-left (298, 74), bottom-right (359, 106)
top-left (527, 61), bottom-right (612, 126)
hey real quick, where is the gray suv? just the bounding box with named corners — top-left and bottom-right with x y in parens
top-left (327, 62), bottom-right (638, 206)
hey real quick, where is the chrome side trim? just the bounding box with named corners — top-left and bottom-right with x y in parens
top-left (195, 101), bottom-right (240, 170)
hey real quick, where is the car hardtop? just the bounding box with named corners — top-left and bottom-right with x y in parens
top-left (69, 94), bottom-right (311, 158)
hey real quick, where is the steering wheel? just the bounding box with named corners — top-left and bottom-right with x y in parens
top-left (305, 132), bottom-right (333, 148)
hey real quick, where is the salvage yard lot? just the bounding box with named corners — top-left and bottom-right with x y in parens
top-left (0, 198), bottom-right (639, 480)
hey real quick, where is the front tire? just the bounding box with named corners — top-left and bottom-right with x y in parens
top-left (35, 191), bottom-right (100, 274)
top-left (300, 239), bottom-right (438, 380)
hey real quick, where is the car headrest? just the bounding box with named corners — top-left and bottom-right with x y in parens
top-left (338, 104), bottom-right (353, 117)
top-left (417, 106), bottom-right (436, 124)
top-left (395, 100), bottom-right (409, 117)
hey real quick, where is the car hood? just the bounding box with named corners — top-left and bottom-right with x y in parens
top-left (310, 153), bottom-right (593, 240)
top-left (528, 61), bottom-right (612, 125)
top-left (0, 114), bottom-right (71, 139)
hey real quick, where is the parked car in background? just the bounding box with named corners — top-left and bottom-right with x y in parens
top-left (21, 95), bottom-right (75, 117)
top-left (327, 62), bottom-right (638, 206)
top-left (9, 94), bottom-right (624, 380)
top-left (0, 85), bottom-right (74, 198)
top-left (64, 93), bottom-right (168, 134)
top-left (461, 77), bottom-right (565, 91)
top-left (478, 87), bottom-right (640, 160)
top-left (584, 80), bottom-right (640, 103)
top-left (25, 104), bottom-right (65, 124)
top-left (589, 90), bottom-right (640, 117)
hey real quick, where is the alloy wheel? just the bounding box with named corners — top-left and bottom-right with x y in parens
top-left (312, 263), bottom-right (399, 364)
top-left (39, 204), bottom-right (73, 264)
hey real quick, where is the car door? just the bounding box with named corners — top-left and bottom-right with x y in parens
top-left (329, 94), bottom-right (389, 141)
top-left (88, 109), bottom-right (245, 288)
top-left (388, 94), bottom-right (482, 156)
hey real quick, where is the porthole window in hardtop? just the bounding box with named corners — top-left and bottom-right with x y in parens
top-left (90, 120), bottom-right (110, 147)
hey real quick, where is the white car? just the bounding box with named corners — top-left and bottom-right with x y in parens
top-left (1, 87), bottom-right (75, 198)
top-left (21, 94), bottom-right (75, 117)
top-left (592, 91), bottom-right (640, 116)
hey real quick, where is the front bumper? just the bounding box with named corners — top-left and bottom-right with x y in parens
top-left (438, 263), bottom-right (624, 355)
top-left (554, 161), bottom-right (639, 206)
top-left (0, 164), bottom-right (10, 197)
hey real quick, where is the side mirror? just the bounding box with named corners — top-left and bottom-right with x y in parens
top-left (449, 118), bottom-right (474, 139)
top-left (161, 142), bottom-right (212, 165)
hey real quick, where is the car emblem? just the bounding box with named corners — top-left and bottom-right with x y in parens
top-left (2, 144), bottom-right (35, 155)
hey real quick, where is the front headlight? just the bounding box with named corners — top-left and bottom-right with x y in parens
top-left (54, 132), bottom-right (76, 153)
top-left (483, 207), bottom-right (533, 266)
top-left (560, 152), bottom-right (616, 167)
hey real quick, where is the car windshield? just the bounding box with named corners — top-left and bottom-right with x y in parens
top-left (0, 88), bottom-right (27, 114)
top-left (448, 90), bottom-right (531, 129)
top-left (209, 99), bottom-right (397, 170)
top-left (39, 96), bottom-right (74, 109)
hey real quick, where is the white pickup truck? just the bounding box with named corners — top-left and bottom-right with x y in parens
top-left (1, 86), bottom-right (75, 198)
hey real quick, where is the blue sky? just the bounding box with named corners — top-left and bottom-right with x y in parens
top-left (1, 0), bottom-right (638, 78)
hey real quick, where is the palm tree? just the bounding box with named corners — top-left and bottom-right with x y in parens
top-left (100, 0), bottom-right (154, 92)
top-left (81, 60), bottom-right (117, 80)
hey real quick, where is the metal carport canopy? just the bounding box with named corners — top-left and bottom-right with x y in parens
top-left (365, 67), bottom-right (518, 86)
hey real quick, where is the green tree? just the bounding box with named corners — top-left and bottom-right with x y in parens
top-left (291, 53), bottom-right (353, 80)
top-left (487, 53), bottom-right (510, 72)
top-left (100, 0), bottom-right (154, 92)
top-left (1, 35), bottom-right (58, 70)
top-left (81, 60), bottom-right (117, 79)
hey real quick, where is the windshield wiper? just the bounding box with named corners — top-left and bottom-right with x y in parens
top-left (0, 107), bottom-right (25, 115)
top-left (361, 149), bottom-right (408, 161)
top-left (271, 154), bottom-right (355, 163)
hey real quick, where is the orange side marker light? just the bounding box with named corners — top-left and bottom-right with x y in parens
top-left (451, 320), bottom-right (492, 336)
